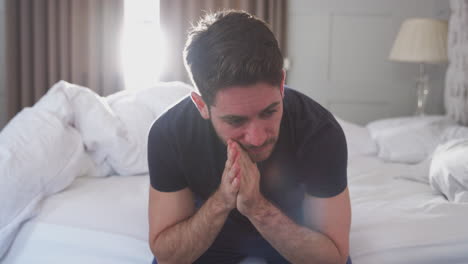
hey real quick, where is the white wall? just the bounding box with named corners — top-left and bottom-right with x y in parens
top-left (0, 0), bottom-right (6, 130)
top-left (287, 0), bottom-right (450, 125)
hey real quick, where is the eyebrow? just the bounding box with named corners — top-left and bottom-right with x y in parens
top-left (219, 101), bottom-right (281, 121)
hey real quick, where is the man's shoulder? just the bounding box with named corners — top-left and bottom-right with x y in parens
top-left (281, 88), bottom-right (347, 198)
top-left (153, 95), bottom-right (194, 123)
top-left (148, 96), bottom-right (203, 142)
top-left (281, 86), bottom-right (344, 157)
top-left (283, 87), bottom-right (336, 129)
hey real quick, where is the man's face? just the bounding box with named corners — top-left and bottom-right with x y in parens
top-left (208, 82), bottom-right (284, 162)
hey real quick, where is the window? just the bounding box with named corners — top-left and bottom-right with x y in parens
top-left (121, 0), bottom-right (165, 89)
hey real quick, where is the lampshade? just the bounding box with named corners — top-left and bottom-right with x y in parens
top-left (389, 18), bottom-right (448, 63)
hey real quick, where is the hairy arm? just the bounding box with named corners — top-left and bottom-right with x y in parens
top-left (149, 140), bottom-right (240, 264)
top-left (150, 188), bottom-right (232, 264)
top-left (246, 188), bottom-right (351, 264)
top-left (233, 141), bottom-right (350, 264)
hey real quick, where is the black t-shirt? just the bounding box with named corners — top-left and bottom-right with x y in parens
top-left (148, 87), bottom-right (347, 232)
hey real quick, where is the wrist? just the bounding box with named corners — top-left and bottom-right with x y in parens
top-left (210, 189), bottom-right (234, 215)
top-left (245, 195), bottom-right (271, 221)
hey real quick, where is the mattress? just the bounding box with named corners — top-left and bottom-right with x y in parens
top-left (3, 157), bottom-right (468, 263)
top-left (2, 174), bottom-right (268, 264)
top-left (348, 155), bottom-right (468, 264)
top-left (2, 175), bottom-right (153, 264)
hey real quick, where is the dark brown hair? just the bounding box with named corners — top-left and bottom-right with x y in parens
top-left (183, 10), bottom-right (284, 106)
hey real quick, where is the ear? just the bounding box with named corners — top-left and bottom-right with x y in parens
top-left (190, 92), bottom-right (210, 119)
top-left (280, 69), bottom-right (286, 98)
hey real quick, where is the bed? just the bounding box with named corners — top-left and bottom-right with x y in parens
top-left (2, 1), bottom-right (468, 263)
top-left (2, 86), bottom-right (468, 264)
top-left (2, 91), bottom-right (468, 264)
top-left (2, 88), bottom-right (468, 264)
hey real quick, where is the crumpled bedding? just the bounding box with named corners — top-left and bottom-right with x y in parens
top-left (349, 155), bottom-right (468, 264)
top-left (0, 80), bottom-right (191, 258)
top-left (430, 138), bottom-right (468, 203)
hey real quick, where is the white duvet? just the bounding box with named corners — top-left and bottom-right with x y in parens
top-left (430, 138), bottom-right (468, 203)
top-left (0, 81), bottom-right (191, 259)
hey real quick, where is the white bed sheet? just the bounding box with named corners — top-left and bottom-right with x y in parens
top-left (348, 155), bottom-right (468, 264)
top-left (4, 157), bottom-right (468, 264)
top-left (2, 175), bottom-right (153, 264)
top-left (2, 175), bottom-right (268, 264)
top-left (3, 223), bottom-right (151, 264)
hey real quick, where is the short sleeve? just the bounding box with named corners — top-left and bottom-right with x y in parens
top-left (298, 119), bottom-right (348, 198)
top-left (147, 120), bottom-right (188, 192)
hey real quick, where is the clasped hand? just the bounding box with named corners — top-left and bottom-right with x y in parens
top-left (215, 139), bottom-right (265, 217)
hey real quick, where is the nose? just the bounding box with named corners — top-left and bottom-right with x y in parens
top-left (244, 121), bottom-right (268, 147)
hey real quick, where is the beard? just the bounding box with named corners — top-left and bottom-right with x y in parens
top-left (208, 114), bottom-right (280, 162)
top-left (241, 137), bottom-right (277, 162)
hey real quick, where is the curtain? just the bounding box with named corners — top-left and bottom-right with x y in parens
top-left (5, 0), bottom-right (124, 120)
top-left (445, 0), bottom-right (468, 125)
top-left (159, 0), bottom-right (288, 83)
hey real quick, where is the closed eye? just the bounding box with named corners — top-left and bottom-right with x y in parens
top-left (225, 117), bottom-right (247, 127)
top-left (259, 109), bottom-right (277, 119)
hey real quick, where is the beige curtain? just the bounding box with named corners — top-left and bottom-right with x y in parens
top-left (6, 0), bottom-right (124, 120)
top-left (159, 0), bottom-right (288, 83)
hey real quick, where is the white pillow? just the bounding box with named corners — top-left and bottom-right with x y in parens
top-left (430, 138), bottom-right (468, 203)
top-left (334, 116), bottom-right (378, 157)
top-left (440, 125), bottom-right (468, 143)
top-left (366, 116), bottom-right (456, 164)
top-left (0, 108), bottom-right (96, 258)
top-left (35, 81), bottom-right (192, 177)
top-left (105, 82), bottom-right (192, 175)
top-left (106, 81), bottom-right (193, 118)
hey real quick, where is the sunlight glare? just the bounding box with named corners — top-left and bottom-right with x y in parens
top-left (121, 0), bottom-right (164, 89)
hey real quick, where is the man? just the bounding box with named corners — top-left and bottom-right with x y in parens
top-left (148, 10), bottom-right (351, 264)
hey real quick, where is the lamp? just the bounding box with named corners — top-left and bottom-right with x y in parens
top-left (389, 18), bottom-right (448, 115)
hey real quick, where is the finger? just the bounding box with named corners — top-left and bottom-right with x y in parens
top-left (224, 152), bottom-right (239, 183)
top-left (228, 163), bottom-right (239, 181)
top-left (232, 176), bottom-right (240, 190)
top-left (233, 143), bottom-right (247, 162)
top-left (231, 145), bottom-right (239, 164)
top-left (225, 146), bottom-right (233, 168)
top-left (226, 142), bottom-right (237, 170)
top-left (225, 162), bottom-right (230, 174)
top-left (232, 147), bottom-right (246, 170)
top-left (227, 140), bottom-right (232, 160)
top-left (231, 140), bottom-right (240, 152)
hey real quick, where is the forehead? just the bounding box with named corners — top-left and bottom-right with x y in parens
top-left (211, 83), bottom-right (281, 115)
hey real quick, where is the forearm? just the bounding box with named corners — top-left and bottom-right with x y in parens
top-left (152, 191), bottom-right (230, 264)
top-left (248, 198), bottom-right (343, 264)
